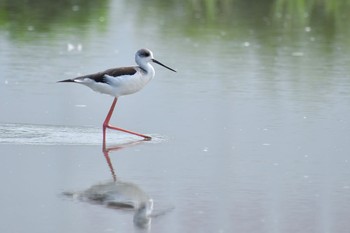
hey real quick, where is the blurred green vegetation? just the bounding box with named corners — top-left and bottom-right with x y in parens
top-left (0, 0), bottom-right (349, 41)
top-left (0, 0), bottom-right (108, 40)
top-left (127, 0), bottom-right (350, 40)
top-left (273, 0), bottom-right (350, 25)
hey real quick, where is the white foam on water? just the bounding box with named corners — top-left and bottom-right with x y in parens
top-left (0, 123), bottom-right (164, 146)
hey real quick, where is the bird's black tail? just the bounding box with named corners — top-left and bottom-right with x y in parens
top-left (57, 79), bottom-right (75, 83)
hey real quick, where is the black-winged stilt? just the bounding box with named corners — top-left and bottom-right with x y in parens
top-left (58, 48), bottom-right (176, 142)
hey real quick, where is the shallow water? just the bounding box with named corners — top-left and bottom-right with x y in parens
top-left (1, 0), bottom-right (350, 232)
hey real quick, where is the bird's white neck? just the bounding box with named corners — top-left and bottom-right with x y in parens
top-left (140, 62), bottom-right (155, 77)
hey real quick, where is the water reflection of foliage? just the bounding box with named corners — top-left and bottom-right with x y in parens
top-left (188, 0), bottom-right (350, 24)
top-left (272, 0), bottom-right (350, 37)
top-left (0, 0), bottom-right (108, 39)
top-left (130, 0), bottom-right (350, 36)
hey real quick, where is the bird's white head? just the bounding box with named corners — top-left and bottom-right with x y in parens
top-left (135, 48), bottom-right (176, 73)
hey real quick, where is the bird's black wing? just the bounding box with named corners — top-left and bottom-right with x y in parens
top-left (58, 67), bottom-right (137, 83)
top-left (79, 67), bottom-right (138, 83)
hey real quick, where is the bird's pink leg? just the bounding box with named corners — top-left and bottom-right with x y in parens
top-left (102, 98), bottom-right (151, 143)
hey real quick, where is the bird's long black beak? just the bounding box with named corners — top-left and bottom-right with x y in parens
top-left (152, 59), bottom-right (177, 72)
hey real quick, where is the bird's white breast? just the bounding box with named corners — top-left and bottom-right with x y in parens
top-left (107, 73), bottom-right (150, 96)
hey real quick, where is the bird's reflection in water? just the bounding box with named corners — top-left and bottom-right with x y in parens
top-left (64, 139), bottom-right (153, 229)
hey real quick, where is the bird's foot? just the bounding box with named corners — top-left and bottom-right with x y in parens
top-left (104, 124), bottom-right (152, 140)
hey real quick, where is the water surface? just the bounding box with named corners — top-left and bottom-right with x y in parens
top-left (1, 0), bottom-right (350, 232)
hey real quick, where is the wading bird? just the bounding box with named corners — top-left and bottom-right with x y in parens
top-left (58, 48), bottom-right (176, 142)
